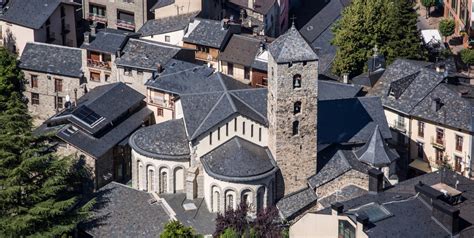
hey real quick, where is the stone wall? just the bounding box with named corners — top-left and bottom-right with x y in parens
top-left (267, 54), bottom-right (318, 197)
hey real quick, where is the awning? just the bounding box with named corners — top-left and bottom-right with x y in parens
top-left (409, 160), bottom-right (433, 173)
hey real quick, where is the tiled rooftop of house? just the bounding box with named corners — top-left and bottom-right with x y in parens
top-left (138, 12), bottom-right (198, 36)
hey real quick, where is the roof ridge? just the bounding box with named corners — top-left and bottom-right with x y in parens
top-left (229, 92), bottom-right (267, 123)
top-left (25, 41), bottom-right (81, 51)
top-left (190, 92), bottom-right (226, 139)
top-left (86, 83), bottom-right (122, 106)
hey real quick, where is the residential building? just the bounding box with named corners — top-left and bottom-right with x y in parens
top-left (145, 60), bottom-right (214, 122)
top-left (151, 0), bottom-right (224, 20)
top-left (128, 26), bottom-right (397, 221)
top-left (182, 18), bottom-right (237, 68)
top-left (83, 0), bottom-right (158, 31)
top-left (218, 34), bottom-right (269, 86)
top-left (115, 38), bottom-right (194, 94)
top-left (443, 0), bottom-right (472, 47)
top-left (369, 59), bottom-right (474, 179)
top-left (19, 43), bottom-right (85, 124)
top-left (291, 168), bottom-right (474, 237)
top-left (81, 28), bottom-right (138, 89)
top-left (0, 0), bottom-right (78, 56)
top-left (35, 83), bottom-right (153, 190)
top-left (138, 12), bottom-right (198, 46)
top-left (226, 0), bottom-right (284, 37)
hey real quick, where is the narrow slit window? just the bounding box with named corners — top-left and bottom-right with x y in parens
top-left (242, 122), bottom-right (246, 135)
top-left (209, 132), bottom-right (212, 145)
top-left (251, 124), bottom-right (254, 137)
top-left (218, 127), bottom-right (221, 140)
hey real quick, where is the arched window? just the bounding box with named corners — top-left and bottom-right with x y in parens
top-left (256, 187), bottom-right (265, 212)
top-left (241, 189), bottom-right (253, 211)
top-left (147, 168), bottom-right (155, 192)
top-left (213, 190), bottom-right (220, 213)
top-left (292, 121), bottom-right (299, 135)
top-left (173, 167), bottom-right (184, 192)
top-left (294, 101), bottom-right (301, 114)
top-left (160, 170), bottom-right (168, 194)
top-left (225, 194), bottom-right (234, 212)
top-left (293, 74), bottom-right (301, 88)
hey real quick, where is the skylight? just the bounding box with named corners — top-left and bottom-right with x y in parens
top-left (347, 202), bottom-right (392, 223)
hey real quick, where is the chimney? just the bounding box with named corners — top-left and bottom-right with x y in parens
top-left (432, 199), bottom-right (460, 235)
top-left (90, 23), bottom-right (97, 37)
top-left (415, 182), bottom-right (443, 205)
top-left (83, 32), bottom-right (90, 44)
top-left (431, 98), bottom-right (442, 112)
top-left (368, 168), bottom-right (383, 194)
top-left (248, 0), bottom-right (254, 9)
top-left (342, 73), bottom-right (349, 84)
top-left (331, 203), bottom-right (344, 216)
top-left (356, 214), bottom-right (369, 234)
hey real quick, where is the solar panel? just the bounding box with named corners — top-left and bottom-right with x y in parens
top-left (73, 105), bottom-right (103, 127)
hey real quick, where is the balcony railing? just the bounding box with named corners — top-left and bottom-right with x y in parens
top-left (116, 19), bottom-right (135, 31)
top-left (88, 13), bottom-right (107, 24)
top-left (390, 119), bottom-right (406, 132)
top-left (149, 97), bottom-right (173, 108)
top-left (431, 136), bottom-right (445, 149)
top-left (87, 59), bottom-right (111, 70)
top-left (122, 0), bottom-right (135, 3)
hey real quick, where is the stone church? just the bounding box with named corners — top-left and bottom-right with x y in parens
top-left (128, 24), bottom-right (399, 219)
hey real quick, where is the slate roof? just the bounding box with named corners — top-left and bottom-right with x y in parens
top-left (201, 137), bottom-right (277, 182)
top-left (370, 59), bottom-right (474, 132)
top-left (81, 182), bottom-right (170, 237)
top-left (308, 144), bottom-right (370, 189)
top-left (351, 69), bottom-right (385, 88)
top-left (183, 18), bottom-right (232, 49)
top-left (354, 126), bottom-right (399, 167)
top-left (82, 29), bottom-right (135, 54)
top-left (150, 0), bottom-right (175, 11)
top-left (46, 83), bottom-right (151, 158)
top-left (268, 24), bottom-right (318, 63)
top-left (0, 0), bottom-right (67, 29)
top-left (19, 43), bottom-right (83, 78)
top-left (146, 66), bottom-right (216, 94)
top-left (115, 39), bottom-right (181, 71)
top-left (229, 0), bottom-right (276, 15)
top-left (318, 80), bottom-right (362, 101)
top-left (317, 184), bottom-right (367, 209)
top-left (318, 97), bottom-right (391, 145)
top-left (129, 119), bottom-right (190, 160)
top-left (160, 193), bottom-right (216, 235)
top-left (219, 34), bottom-right (262, 67)
top-left (317, 169), bottom-right (474, 237)
top-left (138, 12), bottom-right (198, 36)
top-left (276, 187), bottom-right (318, 220)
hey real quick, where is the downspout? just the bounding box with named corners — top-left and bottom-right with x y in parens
top-left (407, 114), bottom-right (412, 174)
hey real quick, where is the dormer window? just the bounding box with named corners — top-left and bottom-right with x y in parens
top-left (294, 101), bottom-right (301, 114)
top-left (293, 74), bottom-right (301, 89)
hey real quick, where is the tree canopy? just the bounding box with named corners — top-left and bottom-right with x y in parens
top-left (160, 220), bottom-right (196, 238)
top-left (439, 19), bottom-right (455, 42)
top-left (331, 0), bottom-right (424, 77)
top-left (0, 48), bottom-right (92, 237)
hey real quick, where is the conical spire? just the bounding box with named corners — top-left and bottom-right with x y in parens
top-left (355, 126), bottom-right (399, 167)
top-left (268, 23), bottom-right (318, 64)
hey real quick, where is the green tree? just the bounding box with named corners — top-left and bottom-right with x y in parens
top-left (332, 0), bottom-right (424, 77)
top-left (220, 228), bottom-right (239, 238)
top-left (160, 220), bottom-right (196, 238)
top-left (439, 19), bottom-right (455, 43)
top-left (460, 48), bottom-right (474, 76)
top-left (421, 0), bottom-right (436, 18)
top-left (0, 48), bottom-right (93, 237)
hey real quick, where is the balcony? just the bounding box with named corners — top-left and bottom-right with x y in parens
top-left (87, 59), bottom-right (111, 70)
top-left (431, 136), bottom-right (445, 149)
top-left (88, 13), bottom-right (107, 24)
top-left (116, 19), bottom-right (135, 31)
top-left (122, 0), bottom-right (135, 3)
top-left (149, 96), bottom-right (173, 109)
top-left (390, 119), bottom-right (406, 133)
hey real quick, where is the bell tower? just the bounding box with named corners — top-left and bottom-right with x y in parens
top-left (267, 24), bottom-right (319, 197)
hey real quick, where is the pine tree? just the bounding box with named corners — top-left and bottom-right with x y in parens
top-left (0, 48), bottom-right (93, 237)
top-left (332, 0), bottom-right (424, 77)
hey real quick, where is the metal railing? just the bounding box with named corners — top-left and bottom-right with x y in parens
top-left (87, 59), bottom-right (111, 70)
top-left (88, 13), bottom-right (107, 24)
top-left (431, 136), bottom-right (445, 149)
top-left (391, 119), bottom-right (406, 132)
top-left (116, 19), bottom-right (135, 31)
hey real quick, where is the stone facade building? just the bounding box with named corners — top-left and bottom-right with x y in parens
top-left (35, 83), bottom-right (153, 191)
top-left (19, 43), bottom-right (85, 124)
top-left (0, 0), bottom-right (78, 56)
top-left (84, 0), bottom-right (158, 31)
top-left (128, 25), bottom-right (398, 220)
